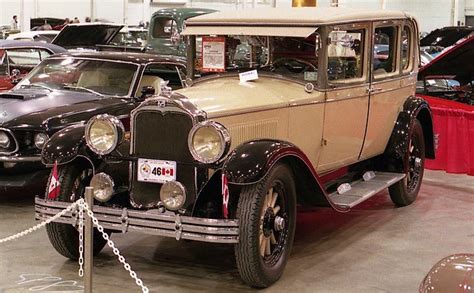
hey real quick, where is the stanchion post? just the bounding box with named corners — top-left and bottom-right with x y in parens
top-left (84, 187), bottom-right (94, 293)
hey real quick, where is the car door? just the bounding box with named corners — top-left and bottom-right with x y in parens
top-left (359, 21), bottom-right (417, 160)
top-left (317, 23), bottom-right (370, 173)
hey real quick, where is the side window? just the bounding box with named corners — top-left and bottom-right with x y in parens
top-left (6, 48), bottom-right (41, 66)
top-left (373, 26), bottom-right (398, 78)
top-left (136, 63), bottom-right (185, 96)
top-left (152, 17), bottom-right (177, 38)
top-left (401, 25), bottom-right (411, 71)
top-left (327, 28), bottom-right (365, 82)
top-left (38, 49), bottom-right (52, 61)
top-left (0, 50), bottom-right (7, 74)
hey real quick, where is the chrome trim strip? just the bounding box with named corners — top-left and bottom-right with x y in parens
top-left (35, 197), bottom-right (239, 244)
top-left (0, 128), bottom-right (19, 155)
top-left (0, 155), bottom-right (42, 162)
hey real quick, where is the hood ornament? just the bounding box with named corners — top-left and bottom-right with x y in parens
top-left (160, 80), bottom-right (173, 98)
top-left (0, 111), bottom-right (7, 125)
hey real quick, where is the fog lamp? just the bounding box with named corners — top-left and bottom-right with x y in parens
top-left (90, 172), bottom-right (115, 202)
top-left (160, 181), bottom-right (186, 211)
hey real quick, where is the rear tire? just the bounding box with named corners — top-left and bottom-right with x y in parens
top-left (389, 119), bottom-right (425, 206)
top-left (45, 163), bottom-right (108, 260)
top-left (234, 163), bottom-right (296, 288)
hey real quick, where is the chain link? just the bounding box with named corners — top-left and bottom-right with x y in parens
top-left (81, 200), bottom-right (149, 293)
top-left (0, 201), bottom-right (78, 244)
top-left (78, 199), bottom-right (84, 277)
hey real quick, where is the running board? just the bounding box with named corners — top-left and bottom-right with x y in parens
top-left (328, 172), bottom-right (405, 210)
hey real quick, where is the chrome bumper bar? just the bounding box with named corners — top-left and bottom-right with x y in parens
top-left (35, 197), bottom-right (239, 244)
top-left (0, 155), bottom-right (42, 162)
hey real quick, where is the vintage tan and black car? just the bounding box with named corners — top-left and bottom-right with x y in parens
top-left (35, 8), bottom-right (435, 288)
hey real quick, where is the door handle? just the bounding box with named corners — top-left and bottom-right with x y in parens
top-left (367, 87), bottom-right (383, 94)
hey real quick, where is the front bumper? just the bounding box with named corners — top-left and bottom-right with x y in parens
top-left (35, 197), bottom-right (239, 244)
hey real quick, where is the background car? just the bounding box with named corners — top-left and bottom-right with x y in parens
top-left (7, 30), bottom-right (60, 43)
top-left (0, 40), bottom-right (66, 91)
top-left (51, 23), bottom-right (124, 51)
top-left (0, 52), bottom-right (186, 189)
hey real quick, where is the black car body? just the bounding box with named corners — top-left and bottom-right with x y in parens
top-left (0, 51), bottom-right (186, 188)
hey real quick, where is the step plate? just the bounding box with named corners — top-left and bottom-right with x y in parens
top-left (329, 172), bottom-right (406, 209)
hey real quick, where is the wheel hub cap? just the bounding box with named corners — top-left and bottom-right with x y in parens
top-left (262, 207), bottom-right (275, 237)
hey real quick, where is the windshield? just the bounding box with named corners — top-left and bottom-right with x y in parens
top-left (110, 31), bottom-right (147, 47)
top-left (17, 58), bottom-right (139, 96)
top-left (193, 34), bottom-right (319, 84)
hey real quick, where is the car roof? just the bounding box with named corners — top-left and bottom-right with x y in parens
top-left (185, 7), bottom-right (411, 26)
top-left (183, 7), bottom-right (413, 37)
top-left (53, 51), bottom-right (186, 65)
top-left (152, 8), bottom-right (217, 20)
top-left (0, 40), bottom-right (66, 53)
top-left (10, 31), bottom-right (59, 37)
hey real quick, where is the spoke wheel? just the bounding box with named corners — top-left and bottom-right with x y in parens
top-left (389, 119), bottom-right (425, 206)
top-left (235, 163), bottom-right (296, 288)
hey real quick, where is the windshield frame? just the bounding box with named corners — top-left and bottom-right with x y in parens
top-left (17, 56), bottom-right (141, 98)
top-left (185, 33), bottom-right (321, 87)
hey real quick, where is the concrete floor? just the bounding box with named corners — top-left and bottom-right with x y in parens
top-left (0, 170), bottom-right (473, 293)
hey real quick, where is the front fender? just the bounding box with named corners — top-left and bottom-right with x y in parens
top-left (41, 123), bottom-right (91, 166)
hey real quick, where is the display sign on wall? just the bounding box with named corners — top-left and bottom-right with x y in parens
top-left (202, 36), bottom-right (226, 72)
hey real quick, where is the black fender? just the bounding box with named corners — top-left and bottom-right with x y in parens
top-left (222, 139), bottom-right (342, 210)
top-left (41, 123), bottom-right (97, 167)
top-left (382, 96), bottom-right (435, 172)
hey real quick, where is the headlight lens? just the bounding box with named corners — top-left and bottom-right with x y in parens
top-left (34, 133), bottom-right (49, 149)
top-left (0, 131), bottom-right (10, 148)
top-left (90, 172), bottom-right (115, 202)
top-left (160, 181), bottom-right (186, 211)
top-left (85, 114), bottom-right (124, 155)
top-left (188, 121), bottom-right (231, 164)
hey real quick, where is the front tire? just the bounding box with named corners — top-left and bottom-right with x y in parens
top-left (46, 163), bottom-right (108, 260)
top-left (234, 163), bottom-right (296, 288)
top-left (389, 119), bottom-right (425, 206)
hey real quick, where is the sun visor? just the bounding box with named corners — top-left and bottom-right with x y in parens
top-left (182, 26), bottom-right (317, 37)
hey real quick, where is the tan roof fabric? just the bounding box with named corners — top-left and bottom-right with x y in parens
top-left (182, 26), bottom-right (317, 37)
top-left (183, 7), bottom-right (411, 28)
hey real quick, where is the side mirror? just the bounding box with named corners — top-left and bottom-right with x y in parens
top-left (10, 68), bottom-right (21, 84)
top-left (140, 86), bottom-right (155, 99)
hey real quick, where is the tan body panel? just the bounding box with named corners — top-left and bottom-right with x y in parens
top-left (360, 75), bottom-right (416, 160)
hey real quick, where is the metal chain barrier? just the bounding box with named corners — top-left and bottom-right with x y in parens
top-left (80, 200), bottom-right (150, 293)
top-left (0, 201), bottom-right (78, 243)
top-left (0, 198), bottom-right (150, 293)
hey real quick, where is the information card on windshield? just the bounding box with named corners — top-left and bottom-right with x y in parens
top-left (202, 36), bottom-right (226, 72)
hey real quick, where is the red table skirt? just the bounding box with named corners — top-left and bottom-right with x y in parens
top-left (421, 96), bottom-right (474, 176)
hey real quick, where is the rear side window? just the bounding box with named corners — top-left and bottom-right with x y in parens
top-left (327, 28), bottom-right (365, 81)
top-left (6, 48), bottom-right (41, 66)
top-left (373, 26), bottom-right (398, 78)
top-left (152, 17), bottom-right (177, 38)
top-left (401, 25), bottom-right (412, 71)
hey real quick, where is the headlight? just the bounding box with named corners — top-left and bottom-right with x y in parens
top-left (160, 181), bottom-right (186, 211)
top-left (0, 131), bottom-right (10, 148)
top-left (90, 172), bottom-right (115, 202)
top-left (34, 133), bottom-right (49, 149)
top-left (188, 121), bottom-right (231, 164)
top-left (85, 114), bottom-right (125, 155)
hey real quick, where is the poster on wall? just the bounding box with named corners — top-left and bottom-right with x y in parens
top-left (202, 36), bottom-right (226, 72)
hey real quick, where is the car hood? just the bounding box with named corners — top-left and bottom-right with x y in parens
top-left (0, 89), bottom-right (126, 131)
top-left (52, 23), bottom-right (124, 48)
top-left (420, 26), bottom-right (474, 47)
top-left (418, 36), bottom-right (474, 83)
top-left (175, 74), bottom-right (321, 118)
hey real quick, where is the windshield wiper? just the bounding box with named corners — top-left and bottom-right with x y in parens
top-left (62, 84), bottom-right (104, 96)
top-left (20, 84), bottom-right (53, 92)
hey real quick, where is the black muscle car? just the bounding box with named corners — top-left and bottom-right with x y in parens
top-left (0, 51), bottom-right (186, 188)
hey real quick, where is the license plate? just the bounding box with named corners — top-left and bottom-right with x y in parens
top-left (137, 158), bottom-right (176, 184)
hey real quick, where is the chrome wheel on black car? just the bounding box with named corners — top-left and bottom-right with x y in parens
top-left (45, 164), bottom-right (108, 260)
top-left (235, 163), bottom-right (296, 288)
top-left (389, 119), bottom-right (425, 206)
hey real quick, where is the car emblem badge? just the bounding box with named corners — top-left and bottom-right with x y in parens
top-left (157, 100), bottom-right (166, 108)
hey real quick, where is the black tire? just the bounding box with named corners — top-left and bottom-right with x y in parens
top-left (389, 119), bottom-right (425, 206)
top-left (234, 163), bottom-right (296, 288)
top-left (45, 163), bottom-right (108, 260)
